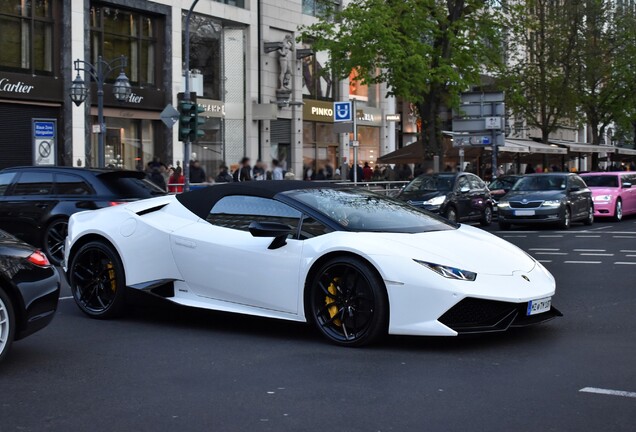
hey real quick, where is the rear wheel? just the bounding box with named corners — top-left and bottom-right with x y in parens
top-left (43, 218), bottom-right (68, 266)
top-left (584, 203), bottom-right (594, 226)
top-left (308, 257), bottom-right (388, 347)
top-left (480, 206), bottom-right (493, 226)
top-left (445, 206), bottom-right (458, 223)
top-left (614, 199), bottom-right (623, 222)
top-left (559, 207), bottom-right (571, 230)
top-left (0, 288), bottom-right (15, 363)
top-left (69, 241), bottom-right (126, 319)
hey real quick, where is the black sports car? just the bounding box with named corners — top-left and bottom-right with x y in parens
top-left (0, 166), bottom-right (167, 265)
top-left (0, 229), bottom-right (60, 363)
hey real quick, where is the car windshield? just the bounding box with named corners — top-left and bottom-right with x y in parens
top-left (582, 175), bottom-right (619, 188)
top-left (512, 175), bottom-right (566, 191)
top-left (286, 189), bottom-right (456, 233)
top-left (403, 175), bottom-right (455, 192)
top-left (489, 177), bottom-right (519, 190)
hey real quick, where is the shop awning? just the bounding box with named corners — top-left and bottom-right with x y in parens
top-left (548, 139), bottom-right (611, 153)
top-left (506, 138), bottom-right (567, 154)
top-left (615, 147), bottom-right (636, 155)
top-left (486, 140), bottom-right (529, 153)
top-left (377, 141), bottom-right (426, 164)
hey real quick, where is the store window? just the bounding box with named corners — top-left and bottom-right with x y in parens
top-left (349, 126), bottom-right (380, 168)
top-left (90, 5), bottom-right (161, 86)
top-left (90, 117), bottom-right (157, 170)
top-left (0, 0), bottom-right (56, 74)
top-left (302, 50), bottom-right (333, 100)
top-left (183, 13), bottom-right (222, 100)
top-left (303, 121), bottom-right (338, 180)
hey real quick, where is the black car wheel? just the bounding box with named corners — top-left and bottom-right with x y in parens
top-left (43, 218), bottom-right (68, 266)
top-left (445, 206), bottom-right (458, 223)
top-left (584, 203), bottom-right (594, 226)
top-left (70, 241), bottom-right (126, 319)
top-left (309, 257), bottom-right (388, 347)
top-left (559, 207), bottom-right (571, 230)
top-left (480, 206), bottom-right (493, 226)
top-left (0, 288), bottom-right (15, 363)
top-left (614, 199), bottom-right (623, 222)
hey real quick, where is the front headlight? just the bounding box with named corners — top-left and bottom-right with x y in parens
top-left (498, 201), bottom-right (510, 209)
top-left (542, 199), bottom-right (561, 208)
top-left (414, 259), bottom-right (477, 281)
top-left (423, 195), bottom-right (446, 206)
top-left (593, 195), bottom-right (611, 203)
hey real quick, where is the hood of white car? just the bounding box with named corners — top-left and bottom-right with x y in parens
top-left (371, 224), bottom-right (535, 276)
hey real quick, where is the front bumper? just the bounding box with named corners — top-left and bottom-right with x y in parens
top-left (498, 207), bottom-right (562, 224)
top-left (592, 201), bottom-right (615, 217)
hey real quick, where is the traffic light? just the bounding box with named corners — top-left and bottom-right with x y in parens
top-left (177, 93), bottom-right (206, 142)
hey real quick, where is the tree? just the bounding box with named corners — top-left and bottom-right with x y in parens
top-left (301, 0), bottom-right (503, 160)
top-left (501, 0), bottom-right (581, 145)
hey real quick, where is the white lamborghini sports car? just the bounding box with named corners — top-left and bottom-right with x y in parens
top-left (63, 181), bottom-right (561, 346)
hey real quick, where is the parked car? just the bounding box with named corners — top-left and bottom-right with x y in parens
top-left (497, 173), bottom-right (594, 230)
top-left (64, 181), bottom-right (559, 347)
top-left (396, 172), bottom-right (494, 225)
top-left (580, 172), bottom-right (636, 221)
top-left (488, 175), bottom-right (522, 214)
top-left (0, 167), bottom-right (167, 265)
top-left (0, 228), bottom-right (60, 363)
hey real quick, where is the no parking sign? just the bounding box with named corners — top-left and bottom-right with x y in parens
top-left (33, 119), bottom-right (56, 166)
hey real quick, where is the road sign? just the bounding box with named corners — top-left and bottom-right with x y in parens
top-left (334, 101), bottom-right (352, 122)
top-left (33, 119), bottom-right (56, 166)
top-left (160, 104), bottom-right (180, 128)
top-left (485, 117), bottom-right (502, 130)
top-left (453, 133), bottom-right (504, 147)
top-left (459, 92), bottom-right (505, 104)
top-left (452, 118), bottom-right (487, 132)
top-left (453, 104), bottom-right (504, 117)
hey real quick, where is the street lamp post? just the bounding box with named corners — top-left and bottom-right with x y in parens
top-left (70, 55), bottom-right (132, 168)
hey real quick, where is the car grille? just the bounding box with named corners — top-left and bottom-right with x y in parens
top-left (439, 297), bottom-right (561, 334)
top-left (509, 201), bottom-right (543, 209)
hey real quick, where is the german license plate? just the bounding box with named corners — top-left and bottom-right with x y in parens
top-left (515, 210), bottom-right (535, 216)
top-left (527, 297), bottom-right (551, 316)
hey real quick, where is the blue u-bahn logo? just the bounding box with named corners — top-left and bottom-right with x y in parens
top-left (334, 102), bottom-right (352, 122)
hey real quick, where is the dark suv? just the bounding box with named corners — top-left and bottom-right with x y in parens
top-left (0, 167), bottom-right (166, 264)
top-left (396, 172), bottom-right (494, 225)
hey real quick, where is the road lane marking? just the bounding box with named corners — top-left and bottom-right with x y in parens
top-left (580, 253), bottom-right (614, 256)
top-left (579, 387), bottom-right (636, 399)
top-left (620, 250), bottom-right (636, 253)
top-left (626, 255), bottom-right (636, 258)
top-left (539, 235), bottom-right (563, 238)
top-left (589, 226), bottom-right (611, 230)
top-left (537, 260), bottom-right (552, 263)
top-left (529, 248), bottom-right (561, 251)
top-left (502, 235), bottom-right (527, 238)
top-left (574, 249), bottom-right (606, 252)
top-left (576, 235), bottom-right (601, 238)
top-left (614, 262), bottom-right (636, 265)
top-left (535, 252), bottom-right (568, 255)
top-left (564, 261), bottom-right (602, 264)
top-left (60, 296), bottom-right (73, 300)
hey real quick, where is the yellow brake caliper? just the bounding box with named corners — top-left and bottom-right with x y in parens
top-left (325, 277), bottom-right (341, 326)
top-left (106, 262), bottom-right (117, 292)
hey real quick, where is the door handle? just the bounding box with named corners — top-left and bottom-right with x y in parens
top-left (174, 238), bottom-right (196, 248)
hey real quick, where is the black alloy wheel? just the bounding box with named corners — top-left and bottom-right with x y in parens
top-left (70, 241), bottom-right (126, 318)
top-left (446, 206), bottom-right (458, 223)
top-left (43, 219), bottom-right (68, 266)
top-left (309, 257), bottom-right (388, 347)
top-left (480, 206), bottom-right (493, 226)
top-left (614, 199), bottom-right (623, 222)
top-left (0, 288), bottom-right (15, 363)
top-left (559, 207), bottom-right (571, 230)
top-left (584, 203), bottom-right (594, 226)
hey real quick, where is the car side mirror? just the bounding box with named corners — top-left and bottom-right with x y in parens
top-left (569, 185), bottom-right (580, 192)
top-left (249, 221), bottom-right (293, 250)
top-left (623, 182), bottom-right (632, 189)
top-left (460, 186), bottom-right (470, 193)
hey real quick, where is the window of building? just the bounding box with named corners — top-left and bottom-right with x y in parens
top-left (90, 5), bottom-right (161, 86)
top-left (183, 13), bottom-right (222, 100)
top-left (349, 68), bottom-right (380, 107)
top-left (302, 0), bottom-right (335, 18)
top-left (0, 0), bottom-right (56, 74)
top-left (207, 196), bottom-right (302, 233)
top-left (302, 50), bottom-right (333, 100)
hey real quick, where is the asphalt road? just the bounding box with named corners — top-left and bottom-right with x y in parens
top-left (1, 217), bottom-right (635, 431)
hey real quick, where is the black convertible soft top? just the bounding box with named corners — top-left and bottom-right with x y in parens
top-left (176, 180), bottom-right (336, 219)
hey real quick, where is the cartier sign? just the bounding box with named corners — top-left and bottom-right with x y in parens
top-left (0, 72), bottom-right (63, 102)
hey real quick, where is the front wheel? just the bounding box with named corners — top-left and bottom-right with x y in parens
top-left (559, 207), bottom-right (571, 230)
top-left (43, 218), bottom-right (68, 266)
top-left (480, 206), bottom-right (493, 226)
top-left (308, 257), bottom-right (388, 347)
top-left (0, 288), bottom-right (15, 363)
top-left (584, 203), bottom-right (594, 226)
top-left (614, 199), bottom-right (623, 222)
top-left (69, 241), bottom-right (126, 319)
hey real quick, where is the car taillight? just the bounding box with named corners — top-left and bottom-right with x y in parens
top-left (109, 201), bottom-right (126, 206)
top-left (28, 250), bottom-right (50, 267)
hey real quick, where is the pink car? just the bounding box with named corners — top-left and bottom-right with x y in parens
top-left (580, 172), bottom-right (636, 221)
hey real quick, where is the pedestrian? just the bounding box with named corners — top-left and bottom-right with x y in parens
top-left (215, 164), bottom-right (233, 183)
top-left (233, 157), bottom-right (252, 181)
top-left (149, 166), bottom-right (166, 190)
top-left (272, 159), bottom-right (284, 180)
top-left (168, 166), bottom-right (185, 193)
top-left (362, 162), bottom-right (373, 181)
top-left (189, 160), bottom-right (206, 183)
